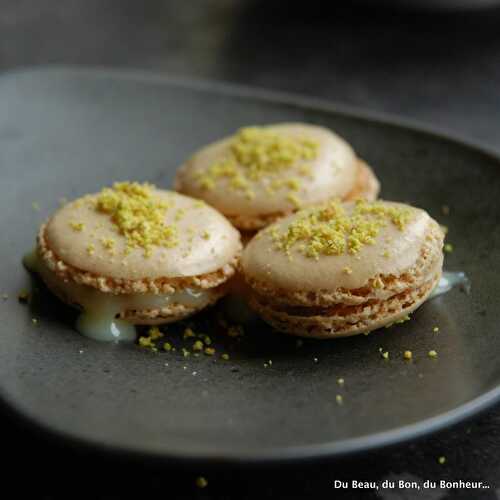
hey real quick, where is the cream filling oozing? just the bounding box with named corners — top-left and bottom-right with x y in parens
top-left (430, 271), bottom-right (470, 299)
top-left (24, 250), bottom-right (215, 342)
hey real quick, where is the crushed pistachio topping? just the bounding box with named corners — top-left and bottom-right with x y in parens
top-left (403, 350), bottom-right (413, 360)
top-left (94, 182), bottom-right (178, 257)
top-left (174, 208), bottom-right (186, 221)
top-left (286, 193), bottom-right (302, 208)
top-left (100, 237), bottom-right (116, 251)
top-left (270, 200), bottom-right (413, 259)
top-left (69, 221), bottom-right (85, 231)
top-left (428, 350), bottom-right (438, 359)
top-left (195, 126), bottom-right (318, 201)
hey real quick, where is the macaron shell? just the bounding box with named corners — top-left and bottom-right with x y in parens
top-left (249, 272), bottom-right (441, 339)
top-left (344, 160), bottom-right (380, 202)
top-left (44, 190), bottom-right (241, 280)
top-left (176, 123), bottom-right (359, 217)
top-left (242, 201), bottom-right (441, 292)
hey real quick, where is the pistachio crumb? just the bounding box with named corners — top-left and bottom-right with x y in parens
top-left (403, 350), bottom-right (413, 360)
top-left (69, 221), bottom-right (85, 232)
top-left (94, 182), bottom-right (178, 257)
top-left (438, 456), bottom-right (446, 465)
top-left (148, 326), bottom-right (164, 340)
top-left (204, 347), bottom-right (215, 356)
top-left (337, 378), bottom-right (345, 386)
top-left (270, 200), bottom-right (413, 259)
top-left (195, 476), bottom-right (208, 489)
top-left (336, 394), bottom-right (343, 405)
top-left (183, 327), bottom-right (196, 339)
top-left (195, 127), bottom-right (318, 198)
top-left (444, 243), bottom-right (454, 253)
top-left (428, 350), bottom-right (438, 359)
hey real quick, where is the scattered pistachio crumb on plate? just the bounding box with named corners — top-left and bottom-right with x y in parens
top-left (195, 476), bottom-right (208, 489)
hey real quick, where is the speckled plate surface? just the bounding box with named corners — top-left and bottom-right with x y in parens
top-left (1, 67), bottom-right (499, 463)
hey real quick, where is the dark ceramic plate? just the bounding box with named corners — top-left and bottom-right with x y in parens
top-left (1, 67), bottom-right (499, 463)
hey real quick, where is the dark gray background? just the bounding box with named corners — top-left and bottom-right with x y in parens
top-left (1, 1), bottom-right (500, 498)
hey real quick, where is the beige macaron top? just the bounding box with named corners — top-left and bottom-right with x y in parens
top-left (175, 123), bottom-right (359, 218)
top-left (242, 199), bottom-right (443, 292)
top-left (43, 182), bottom-right (242, 281)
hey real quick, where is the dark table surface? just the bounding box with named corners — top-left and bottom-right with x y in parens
top-left (2, 1), bottom-right (500, 498)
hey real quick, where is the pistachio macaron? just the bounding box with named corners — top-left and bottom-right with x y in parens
top-left (241, 199), bottom-right (444, 338)
top-left (28, 182), bottom-right (241, 341)
top-left (175, 123), bottom-right (380, 232)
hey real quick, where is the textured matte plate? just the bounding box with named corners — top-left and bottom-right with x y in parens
top-left (0, 67), bottom-right (499, 463)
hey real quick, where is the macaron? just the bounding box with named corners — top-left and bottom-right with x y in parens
top-left (175, 123), bottom-right (380, 232)
top-left (28, 182), bottom-right (242, 341)
top-left (241, 199), bottom-right (444, 338)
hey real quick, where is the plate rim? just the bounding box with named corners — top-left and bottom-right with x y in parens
top-left (1, 65), bottom-right (500, 463)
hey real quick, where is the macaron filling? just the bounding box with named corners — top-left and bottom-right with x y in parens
top-left (32, 253), bottom-right (220, 341)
